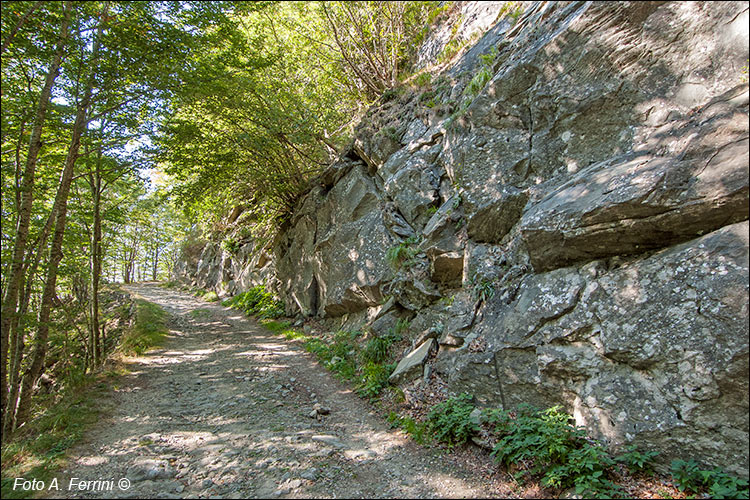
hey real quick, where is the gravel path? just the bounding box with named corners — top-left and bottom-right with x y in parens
top-left (49, 283), bottom-right (499, 499)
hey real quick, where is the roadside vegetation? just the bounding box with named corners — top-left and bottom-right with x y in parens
top-left (220, 291), bottom-right (749, 500)
top-left (0, 293), bottom-right (168, 499)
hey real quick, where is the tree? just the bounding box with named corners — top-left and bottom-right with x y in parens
top-left (1, 0), bottom-right (71, 436)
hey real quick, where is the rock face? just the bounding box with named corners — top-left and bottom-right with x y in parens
top-left (175, 1), bottom-right (749, 477)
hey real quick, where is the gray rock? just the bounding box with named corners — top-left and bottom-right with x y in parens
top-left (129, 459), bottom-right (176, 481)
top-left (430, 251), bottom-right (464, 285)
top-left (446, 222), bottom-right (749, 477)
top-left (465, 186), bottom-right (528, 244)
top-left (389, 339), bottom-right (436, 384)
top-left (173, 0), bottom-right (750, 479)
top-left (275, 164), bottom-right (393, 317)
top-left (391, 275), bottom-right (442, 311)
top-left (300, 468), bottom-right (318, 481)
top-left (311, 434), bottom-right (346, 449)
top-left (521, 87), bottom-right (748, 272)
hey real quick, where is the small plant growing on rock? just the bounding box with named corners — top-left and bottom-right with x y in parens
top-left (496, 1), bottom-right (524, 25)
top-left (470, 273), bottom-right (496, 302)
top-left (386, 236), bottom-right (420, 270)
top-left (221, 237), bottom-right (240, 254)
top-left (464, 66), bottom-right (492, 99)
top-left (393, 317), bottom-right (410, 336)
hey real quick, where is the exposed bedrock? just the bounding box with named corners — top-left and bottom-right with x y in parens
top-left (174, 1), bottom-right (749, 476)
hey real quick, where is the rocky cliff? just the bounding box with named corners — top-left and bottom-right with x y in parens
top-left (174, 1), bottom-right (750, 476)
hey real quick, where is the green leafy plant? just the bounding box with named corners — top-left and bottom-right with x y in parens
top-left (615, 445), bottom-right (659, 474)
top-left (671, 460), bottom-right (749, 499)
top-left (464, 66), bottom-right (492, 99)
top-left (438, 38), bottom-right (467, 63)
top-left (381, 87), bottom-right (402, 102)
top-left (496, 1), bottom-right (524, 25)
top-left (427, 393), bottom-right (479, 447)
top-left (361, 335), bottom-right (393, 364)
top-left (355, 362), bottom-right (395, 399)
top-left (415, 72), bottom-right (432, 87)
top-left (387, 412), bottom-right (432, 445)
top-left (488, 405), bottom-right (623, 498)
top-left (471, 273), bottom-right (495, 302)
top-left (221, 237), bottom-right (240, 254)
top-left (393, 317), bottom-right (410, 336)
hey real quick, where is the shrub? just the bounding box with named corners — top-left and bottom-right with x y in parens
top-left (427, 392), bottom-right (479, 447)
top-left (488, 405), bottom-right (622, 498)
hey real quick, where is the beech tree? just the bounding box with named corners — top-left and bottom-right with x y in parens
top-left (1, 0), bottom-right (235, 437)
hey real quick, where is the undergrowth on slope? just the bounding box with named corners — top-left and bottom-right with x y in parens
top-left (0, 376), bottom-right (115, 499)
top-left (119, 299), bottom-right (169, 355)
top-left (427, 392), bottom-right (479, 447)
top-left (250, 302), bottom-right (748, 499)
top-left (222, 285), bottom-right (284, 319)
top-left (1, 296), bottom-right (155, 499)
top-left (487, 404), bottom-right (623, 498)
top-left (671, 459), bottom-right (749, 499)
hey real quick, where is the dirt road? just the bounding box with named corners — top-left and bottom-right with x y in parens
top-left (49, 283), bottom-right (500, 499)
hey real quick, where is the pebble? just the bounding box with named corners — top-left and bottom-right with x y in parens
top-left (311, 435), bottom-right (346, 448)
top-left (286, 479), bottom-right (302, 489)
top-left (300, 468), bottom-right (318, 481)
top-left (313, 404), bottom-right (330, 415)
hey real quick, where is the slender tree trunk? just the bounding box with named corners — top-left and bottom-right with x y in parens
top-left (152, 244), bottom-right (160, 281)
top-left (89, 148), bottom-right (103, 366)
top-left (3, 207), bottom-right (56, 437)
top-left (14, 3), bottom-right (106, 429)
top-left (0, 2), bottom-right (70, 437)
